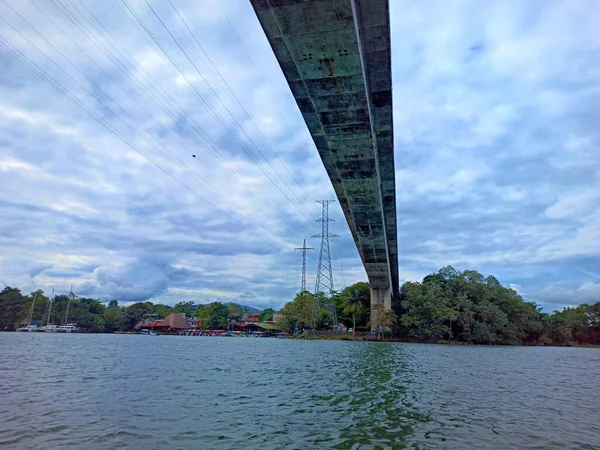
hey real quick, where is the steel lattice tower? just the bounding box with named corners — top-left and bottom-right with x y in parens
top-left (295, 239), bottom-right (313, 293)
top-left (313, 200), bottom-right (339, 326)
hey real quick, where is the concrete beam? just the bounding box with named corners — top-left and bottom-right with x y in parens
top-left (370, 287), bottom-right (392, 330)
top-left (250, 0), bottom-right (399, 315)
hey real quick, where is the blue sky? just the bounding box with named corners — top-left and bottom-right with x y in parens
top-left (1, 0), bottom-right (599, 311)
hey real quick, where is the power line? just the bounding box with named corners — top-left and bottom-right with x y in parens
top-left (104, 0), bottom-right (312, 232)
top-left (38, 0), bottom-right (312, 234)
top-left (217, 0), bottom-right (311, 196)
top-left (165, 0), bottom-right (311, 207)
top-left (3, 3), bottom-right (186, 161)
top-left (4, 3), bottom-right (242, 226)
top-left (29, 0), bottom-right (307, 238)
top-left (0, 36), bottom-right (194, 205)
top-left (150, 0), bottom-right (313, 221)
top-left (0, 32), bottom-right (287, 252)
top-left (0, 0), bottom-right (323, 258)
top-left (26, 0), bottom-right (228, 203)
top-left (119, 0), bottom-right (313, 223)
top-left (0, 35), bottom-right (193, 204)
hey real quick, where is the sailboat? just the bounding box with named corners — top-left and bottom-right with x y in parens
top-left (39, 288), bottom-right (57, 332)
top-left (16, 291), bottom-right (40, 332)
top-left (56, 286), bottom-right (79, 333)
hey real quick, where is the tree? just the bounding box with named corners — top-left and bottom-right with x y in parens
top-left (455, 292), bottom-right (474, 341)
top-left (173, 301), bottom-right (197, 317)
top-left (227, 303), bottom-right (244, 322)
top-left (205, 302), bottom-right (229, 330)
top-left (153, 304), bottom-right (173, 319)
top-left (69, 297), bottom-right (106, 332)
top-left (197, 302), bottom-right (230, 330)
top-left (399, 281), bottom-right (447, 340)
top-left (279, 292), bottom-right (317, 329)
top-left (396, 267), bottom-right (554, 344)
top-left (0, 287), bottom-right (27, 330)
top-left (281, 316), bottom-right (298, 334)
top-left (259, 308), bottom-right (274, 322)
top-left (441, 304), bottom-right (459, 341)
top-left (119, 302), bottom-right (153, 331)
top-left (51, 294), bottom-right (70, 325)
top-left (104, 306), bottom-right (122, 332)
top-left (341, 286), bottom-right (367, 336)
top-left (1, 277), bottom-right (597, 344)
top-left (336, 282), bottom-right (370, 329)
top-left (197, 304), bottom-right (211, 329)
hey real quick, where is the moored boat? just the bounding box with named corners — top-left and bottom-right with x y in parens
top-left (16, 292), bottom-right (40, 331)
top-left (56, 324), bottom-right (79, 333)
top-left (16, 324), bottom-right (40, 332)
top-left (55, 287), bottom-right (79, 333)
top-left (39, 288), bottom-right (57, 332)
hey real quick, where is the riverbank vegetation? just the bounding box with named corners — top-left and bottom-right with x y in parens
top-left (0, 287), bottom-right (244, 333)
top-left (278, 266), bottom-right (600, 346)
top-left (2, 266), bottom-right (599, 345)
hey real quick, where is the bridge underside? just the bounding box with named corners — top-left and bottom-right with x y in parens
top-left (251, 0), bottom-right (399, 324)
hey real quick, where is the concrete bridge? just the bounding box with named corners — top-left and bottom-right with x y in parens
top-left (250, 0), bottom-right (399, 325)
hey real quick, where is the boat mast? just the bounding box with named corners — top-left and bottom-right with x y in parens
top-left (40, 297), bottom-right (50, 326)
top-left (26, 291), bottom-right (38, 326)
top-left (64, 285), bottom-right (73, 325)
top-left (47, 287), bottom-right (54, 325)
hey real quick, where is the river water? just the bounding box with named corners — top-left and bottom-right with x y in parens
top-left (0, 333), bottom-right (598, 449)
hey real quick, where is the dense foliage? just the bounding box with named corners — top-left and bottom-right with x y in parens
top-left (277, 283), bottom-right (371, 332)
top-left (0, 287), bottom-right (107, 332)
top-left (391, 266), bottom-right (599, 345)
top-left (277, 268), bottom-right (600, 345)
top-left (0, 288), bottom-right (253, 333)
top-left (3, 267), bottom-right (599, 345)
top-left (259, 308), bottom-right (274, 322)
top-left (198, 302), bottom-right (230, 330)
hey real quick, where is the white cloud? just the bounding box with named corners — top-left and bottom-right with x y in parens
top-left (0, 0), bottom-right (599, 311)
top-left (533, 282), bottom-right (600, 309)
top-left (545, 189), bottom-right (600, 220)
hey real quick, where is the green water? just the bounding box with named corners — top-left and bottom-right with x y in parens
top-left (1, 333), bottom-right (598, 449)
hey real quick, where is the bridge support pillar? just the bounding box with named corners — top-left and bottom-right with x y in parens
top-left (370, 287), bottom-right (392, 331)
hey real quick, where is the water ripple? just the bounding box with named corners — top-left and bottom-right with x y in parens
top-left (0, 334), bottom-right (599, 449)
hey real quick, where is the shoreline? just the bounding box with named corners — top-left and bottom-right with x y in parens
top-left (296, 334), bottom-right (600, 348)
top-left (3, 330), bottom-right (599, 348)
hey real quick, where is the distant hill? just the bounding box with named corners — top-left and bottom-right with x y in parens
top-left (193, 303), bottom-right (262, 313)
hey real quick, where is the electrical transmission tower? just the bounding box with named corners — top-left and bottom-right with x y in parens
top-left (295, 239), bottom-right (313, 293)
top-left (313, 200), bottom-right (339, 327)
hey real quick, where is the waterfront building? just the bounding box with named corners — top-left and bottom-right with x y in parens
top-left (241, 313), bottom-right (261, 323)
top-left (135, 313), bottom-right (190, 334)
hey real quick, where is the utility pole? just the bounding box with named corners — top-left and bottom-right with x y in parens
top-left (313, 200), bottom-right (339, 327)
top-left (295, 239), bottom-right (313, 294)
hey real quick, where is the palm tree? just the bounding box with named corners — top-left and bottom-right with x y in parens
top-left (342, 288), bottom-right (365, 336)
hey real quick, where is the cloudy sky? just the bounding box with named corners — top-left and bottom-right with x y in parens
top-left (1, 0), bottom-right (599, 311)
